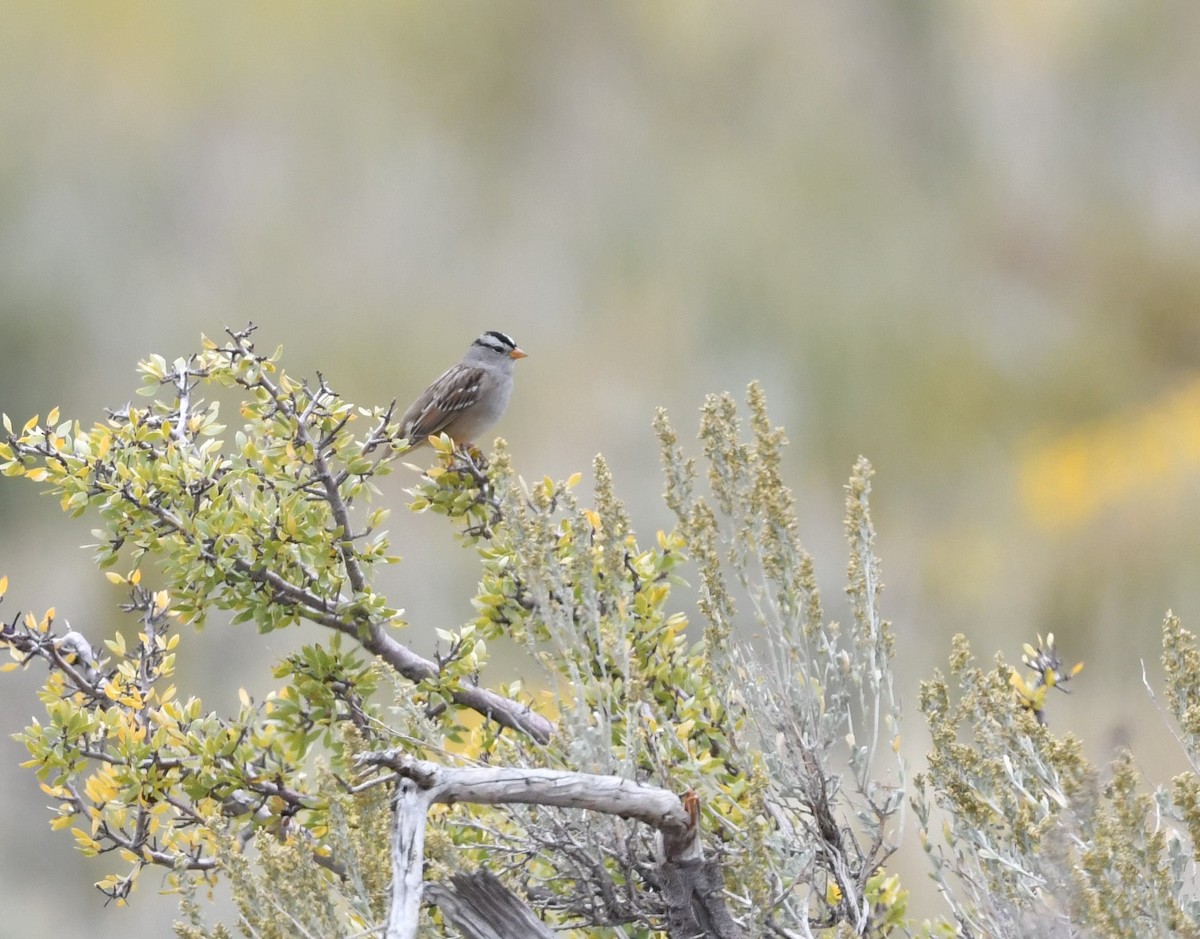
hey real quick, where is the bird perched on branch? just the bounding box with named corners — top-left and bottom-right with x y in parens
top-left (398, 330), bottom-right (527, 449)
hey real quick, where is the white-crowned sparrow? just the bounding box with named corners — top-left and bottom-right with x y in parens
top-left (399, 330), bottom-right (527, 447)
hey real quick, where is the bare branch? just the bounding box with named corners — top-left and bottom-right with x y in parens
top-left (358, 751), bottom-right (747, 939)
top-left (386, 779), bottom-right (436, 939)
top-left (425, 871), bottom-right (556, 939)
top-left (358, 750), bottom-right (693, 841)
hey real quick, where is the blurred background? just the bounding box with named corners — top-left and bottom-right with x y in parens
top-left (3, 2), bottom-right (1200, 933)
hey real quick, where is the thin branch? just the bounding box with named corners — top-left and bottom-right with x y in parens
top-left (112, 459), bottom-right (552, 742)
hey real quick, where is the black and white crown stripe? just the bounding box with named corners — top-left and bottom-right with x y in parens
top-left (474, 330), bottom-right (519, 354)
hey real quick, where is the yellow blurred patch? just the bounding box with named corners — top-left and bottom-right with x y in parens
top-left (1019, 375), bottom-right (1200, 529)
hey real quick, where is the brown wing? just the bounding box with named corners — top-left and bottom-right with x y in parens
top-left (399, 364), bottom-right (484, 441)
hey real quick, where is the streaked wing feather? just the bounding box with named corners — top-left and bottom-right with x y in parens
top-left (400, 365), bottom-right (483, 440)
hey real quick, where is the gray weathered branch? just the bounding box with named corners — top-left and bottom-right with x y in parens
top-left (361, 750), bottom-right (745, 939)
top-left (360, 750), bottom-right (693, 837)
top-left (387, 779), bottom-right (436, 939)
top-left (425, 871), bottom-right (556, 939)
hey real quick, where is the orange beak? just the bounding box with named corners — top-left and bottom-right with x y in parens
top-left (509, 347), bottom-right (528, 359)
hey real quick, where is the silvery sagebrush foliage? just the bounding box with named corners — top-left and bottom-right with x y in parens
top-left (915, 620), bottom-right (1200, 939)
top-left (654, 387), bottom-right (908, 935)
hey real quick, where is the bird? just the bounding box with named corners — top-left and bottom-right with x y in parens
top-left (398, 330), bottom-right (527, 448)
